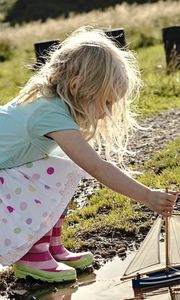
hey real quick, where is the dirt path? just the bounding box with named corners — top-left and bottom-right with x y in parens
top-left (125, 108), bottom-right (180, 166)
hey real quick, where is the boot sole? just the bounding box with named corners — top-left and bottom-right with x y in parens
top-left (14, 263), bottom-right (76, 283)
top-left (60, 253), bottom-right (94, 270)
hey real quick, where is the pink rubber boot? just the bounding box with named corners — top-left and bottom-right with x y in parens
top-left (14, 230), bottom-right (76, 282)
top-left (49, 213), bottom-right (94, 270)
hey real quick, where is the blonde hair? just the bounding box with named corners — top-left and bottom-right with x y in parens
top-left (17, 26), bottom-right (142, 166)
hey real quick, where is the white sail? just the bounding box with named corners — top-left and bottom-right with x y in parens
top-left (175, 294), bottom-right (180, 300)
top-left (169, 215), bottom-right (180, 266)
top-left (124, 217), bottom-right (162, 277)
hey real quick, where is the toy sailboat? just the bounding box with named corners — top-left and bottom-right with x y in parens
top-left (122, 213), bottom-right (180, 288)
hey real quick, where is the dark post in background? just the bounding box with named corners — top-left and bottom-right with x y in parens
top-left (162, 26), bottom-right (180, 71)
top-left (34, 28), bottom-right (125, 66)
top-left (34, 40), bottom-right (60, 67)
top-left (105, 28), bottom-right (126, 48)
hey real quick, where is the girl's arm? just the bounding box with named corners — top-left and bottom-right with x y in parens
top-left (47, 130), bottom-right (177, 217)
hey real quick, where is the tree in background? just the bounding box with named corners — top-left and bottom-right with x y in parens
top-left (4, 0), bottom-right (158, 25)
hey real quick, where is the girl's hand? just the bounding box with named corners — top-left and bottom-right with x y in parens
top-left (146, 189), bottom-right (179, 217)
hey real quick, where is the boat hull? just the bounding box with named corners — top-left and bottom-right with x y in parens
top-left (133, 268), bottom-right (180, 289)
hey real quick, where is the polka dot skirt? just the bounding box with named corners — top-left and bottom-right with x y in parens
top-left (0, 156), bottom-right (89, 266)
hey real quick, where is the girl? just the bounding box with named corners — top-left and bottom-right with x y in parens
top-left (0, 26), bottom-right (178, 283)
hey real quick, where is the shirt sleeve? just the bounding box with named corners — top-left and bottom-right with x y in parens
top-left (27, 99), bottom-right (79, 137)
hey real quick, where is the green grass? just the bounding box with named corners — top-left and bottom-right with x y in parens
top-left (62, 137), bottom-right (180, 250)
top-left (138, 138), bottom-right (180, 189)
top-left (63, 192), bottom-right (145, 249)
top-left (0, 48), bottom-right (33, 104)
top-left (0, 43), bottom-right (179, 116)
top-left (137, 44), bottom-right (180, 117)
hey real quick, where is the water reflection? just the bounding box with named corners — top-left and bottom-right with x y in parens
top-left (133, 285), bottom-right (180, 300)
top-left (35, 286), bottom-right (77, 300)
top-left (34, 277), bottom-right (180, 300)
top-left (29, 273), bottom-right (96, 300)
top-left (38, 255), bottom-right (180, 300)
top-left (2, 255), bottom-right (180, 299)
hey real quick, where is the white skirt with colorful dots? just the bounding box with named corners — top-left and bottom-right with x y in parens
top-left (0, 156), bottom-right (89, 266)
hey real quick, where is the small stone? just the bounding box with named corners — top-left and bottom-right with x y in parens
top-left (101, 251), bottom-right (109, 258)
top-left (117, 247), bottom-right (126, 255)
top-left (108, 249), bottom-right (116, 256)
top-left (94, 254), bottom-right (102, 260)
top-left (102, 242), bottom-right (111, 248)
top-left (128, 243), bottom-right (134, 250)
top-left (93, 261), bottom-right (101, 269)
top-left (0, 280), bottom-right (7, 290)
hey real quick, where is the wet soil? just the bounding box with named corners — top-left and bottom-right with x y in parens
top-left (0, 108), bottom-right (180, 299)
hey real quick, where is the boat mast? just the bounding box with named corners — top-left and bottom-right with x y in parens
top-left (165, 188), bottom-right (170, 272)
top-left (165, 216), bottom-right (169, 272)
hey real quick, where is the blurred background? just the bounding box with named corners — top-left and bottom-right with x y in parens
top-left (0, 0), bottom-right (179, 114)
top-left (0, 0), bottom-right (171, 24)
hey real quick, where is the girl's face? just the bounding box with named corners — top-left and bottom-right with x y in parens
top-left (69, 76), bottom-right (113, 120)
top-left (95, 98), bottom-right (113, 120)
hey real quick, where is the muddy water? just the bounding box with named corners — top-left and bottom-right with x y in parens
top-left (12, 253), bottom-right (180, 300)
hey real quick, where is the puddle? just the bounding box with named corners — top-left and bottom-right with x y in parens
top-left (1, 253), bottom-right (180, 300)
top-left (30, 254), bottom-right (180, 300)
